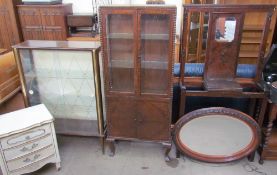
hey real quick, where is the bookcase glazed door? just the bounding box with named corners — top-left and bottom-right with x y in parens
top-left (136, 10), bottom-right (174, 141)
top-left (17, 48), bottom-right (101, 136)
top-left (101, 9), bottom-right (137, 139)
top-left (102, 10), bottom-right (137, 94)
top-left (138, 10), bottom-right (173, 97)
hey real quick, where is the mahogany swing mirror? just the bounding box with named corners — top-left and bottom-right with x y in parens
top-left (173, 107), bottom-right (261, 163)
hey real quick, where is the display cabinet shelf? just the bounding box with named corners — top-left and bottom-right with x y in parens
top-left (110, 59), bottom-right (133, 68)
top-left (141, 34), bottom-right (169, 40)
top-left (107, 33), bottom-right (133, 39)
top-left (141, 60), bottom-right (168, 69)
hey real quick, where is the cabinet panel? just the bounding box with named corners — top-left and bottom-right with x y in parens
top-left (18, 7), bottom-right (42, 27)
top-left (0, 0), bottom-right (22, 50)
top-left (137, 99), bottom-right (170, 140)
top-left (104, 12), bottom-right (136, 93)
top-left (22, 27), bottom-right (44, 40)
top-left (18, 4), bottom-right (72, 41)
top-left (40, 8), bottom-right (66, 40)
top-left (0, 8), bottom-right (11, 49)
top-left (107, 96), bottom-right (136, 138)
top-left (43, 26), bottom-right (63, 40)
top-left (0, 1), bottom-right (17, 49)
top-left (139, 13), bottom-right (171, 95)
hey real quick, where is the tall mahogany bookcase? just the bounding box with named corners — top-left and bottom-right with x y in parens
top-left (99, 5), bottom-right (176, 160)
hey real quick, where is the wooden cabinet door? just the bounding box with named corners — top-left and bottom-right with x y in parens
top-left (43, 26), bottom-right (64, 40)
top-left (0, 4), bottom-right (10, 49)
top-left (0, 1), bottom-right (15, 49)
top-left (40, 8), bottom-right (67, 40)
top-left (136, 99), bottom-right (171, 141)
top-left (100, 9), bottom-right (137, 95)
top-left (138, 9), bottom-right (175, 97)
top-left (18, 7), bottom-right (43, 40)
top-left (107, 96), bottom-right (136, 138)
top-left (22, 26), bottom-right (44, 40)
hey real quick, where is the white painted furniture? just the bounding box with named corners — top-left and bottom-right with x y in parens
top-left (0, 104), bottom-right (61, 175)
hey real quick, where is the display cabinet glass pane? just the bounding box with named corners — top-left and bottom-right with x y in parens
top-left (19, 49), bottom-right (98, 122)
top-left (106, 14), bottom-right (134, 92)
top-left (140, 14), bottom-right (169, 94)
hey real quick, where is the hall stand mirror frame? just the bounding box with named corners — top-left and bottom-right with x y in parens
top-left (99, 5), bottom-right (176, 161)
top-left (173, 107), bottom-right (261, 163)
top-left (12, 40), bottom-right (106, 153)
top-left (177, 4), bottom-right (276, 163)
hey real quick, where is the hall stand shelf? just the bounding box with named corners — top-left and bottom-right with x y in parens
top-left (99, 6), bottom-right (176, 161)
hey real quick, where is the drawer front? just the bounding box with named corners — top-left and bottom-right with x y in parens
top-left (4, 134), bottom-right (53, 161)
top-left (9, 155), bottom-right (57, 175)
top-left (6, 144), bottom-right (55, 172)
top-left (1, 124), bottom-right (51, 149)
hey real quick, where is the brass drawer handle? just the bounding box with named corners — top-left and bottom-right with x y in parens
top-left (20, 143), bottom-right (39, 152)
top-left (23, 154), bottom-right (40, 163)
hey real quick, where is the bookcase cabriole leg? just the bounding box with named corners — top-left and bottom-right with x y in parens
top-left (107, 139), bottom-right (115, 157)
top-left (163, 142), bottom-right (172, 162)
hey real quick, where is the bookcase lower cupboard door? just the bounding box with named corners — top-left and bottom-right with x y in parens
top-left (100, 6), bottom-right (176, 161)
top-left (13, 40), bottom-right (105, 152)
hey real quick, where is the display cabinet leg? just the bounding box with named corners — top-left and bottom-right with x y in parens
top-left (163, 143), bottom-right (172, 162)
top-left (100, 137), bottom-right (105, 154)
top-left (56, 162), bottom-right (61, 171)
top-left (107, 139), bottom-right (115, 157)
top-left (248, 152), bottom-right (255, 162)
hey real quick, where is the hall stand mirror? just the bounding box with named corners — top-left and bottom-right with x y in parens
top-left (13, 40), bottom-right (106, 153)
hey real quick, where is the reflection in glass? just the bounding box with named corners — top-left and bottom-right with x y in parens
top-left (187, 12), bottom-right (209, 63)
top-left (140, 14), bottom-right (169, 94)
top-left (215, 17), bottom-right (236, 42)
top-left (107, 14), bottom-right (134, 92)
top-left (19, 49), bottom-right (98, 121)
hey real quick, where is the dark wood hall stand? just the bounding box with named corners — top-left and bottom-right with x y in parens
top-left (178, 4), bottom-right (275, 162)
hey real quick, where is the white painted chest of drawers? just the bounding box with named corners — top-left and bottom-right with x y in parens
top-left (0, 104), bottom-right (61, 175)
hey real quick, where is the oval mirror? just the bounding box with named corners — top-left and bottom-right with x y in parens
top-left (173, 107), bottom-right (260, 163)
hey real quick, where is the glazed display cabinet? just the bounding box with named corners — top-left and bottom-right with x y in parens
top-left (13, 40), bottom-right (105, 152)
top-left (99, 6), bottom-right (176, 160)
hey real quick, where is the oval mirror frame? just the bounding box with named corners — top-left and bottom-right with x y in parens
top-left (173, 107), bottom-right (261, 163)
